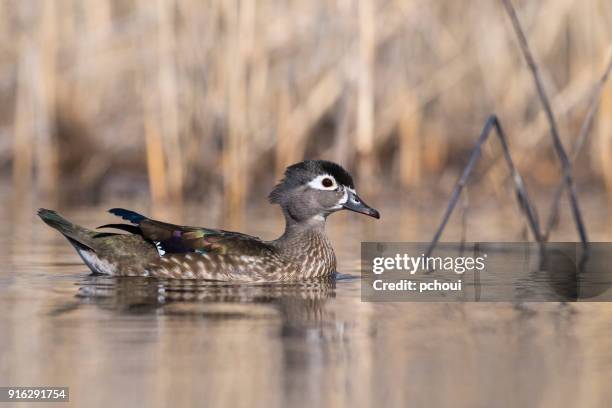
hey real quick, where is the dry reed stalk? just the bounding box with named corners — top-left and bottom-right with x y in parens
top-left (398, 94), bottom-right (421, 189)
top-left (357, 0), bottom-right (375, 186)
top-left (12, 45), bottom-right (34, 197)
top-left (139, 0), bottom-right (167, 210)
top-left (475, 2), bottom-right (598, 175)
top-left (332, 88), bottom-right (354, 166)
top-left (513, 68), bottom-right (597, 152)
top-left (544, 50), bottom-right (612, 239)
top-left (13, 56), bottom-right (34, 196)
top-left (485, 68), bottom-right (599, 184)
top-left (35, 0), bottom-right (58, 204)
top-left (12, 3), bottom-right (58, 203)
top-left (246, 13), bottom-right (268, 151)
top-left (460, 186), bottom-right (469, 247)
top-left (223, 0), bottom-right (254, 229)
top-left (502, 0), bottom-right (588, 247)
top-left (275, 88), bottom-right (293, 177)
top-left (157, 0), bottom-right (183, 205)
top-left (144, 113), bottom-right (169, 204)
top-left (426, 115), bottom-right (542, 259)
top-left (79, 0), bottom-right (112, 114)
top-left (482, 128), bottom-right (509, 201)
top-left (597, 64), bottom-right (612, 200)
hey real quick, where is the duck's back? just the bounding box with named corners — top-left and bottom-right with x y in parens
top-left (100, 209), bottom-right (295, 281)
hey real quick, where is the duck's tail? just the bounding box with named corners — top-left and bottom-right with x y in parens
top-left (37, 208), bottom-right (96, 250)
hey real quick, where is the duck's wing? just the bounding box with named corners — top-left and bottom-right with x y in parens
top-left (99, 208), bottom-right (274, 256)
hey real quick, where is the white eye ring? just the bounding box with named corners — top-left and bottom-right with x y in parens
top-left (308, 174), bottom-right (338, 190)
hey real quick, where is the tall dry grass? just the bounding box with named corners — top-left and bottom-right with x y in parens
top-left (1, 0), bottom-right (611, 224)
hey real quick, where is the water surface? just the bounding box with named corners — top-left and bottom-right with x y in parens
top-left (1, 199), bottom-right (612, 407)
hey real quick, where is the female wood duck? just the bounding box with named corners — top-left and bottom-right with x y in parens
top-left (38, 160), bottom-right (379, 282)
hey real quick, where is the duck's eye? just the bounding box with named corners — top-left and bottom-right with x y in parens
top-left (308, 174), bottom-right (337, 190)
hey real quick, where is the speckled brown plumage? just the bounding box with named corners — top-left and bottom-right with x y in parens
top-left (38, 160), bottom-right (379, 282)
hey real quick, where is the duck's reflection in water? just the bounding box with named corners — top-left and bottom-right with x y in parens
top-left (42, 275), bottom-right (344, 407)
top-left (74, 274), bottom-right (336, 332)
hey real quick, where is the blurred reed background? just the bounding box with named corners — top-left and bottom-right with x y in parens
top-left (1, 0), bottom-right (611, 227)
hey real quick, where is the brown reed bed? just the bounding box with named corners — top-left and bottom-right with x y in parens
top-left (1, 0), bottom-right (611, 226)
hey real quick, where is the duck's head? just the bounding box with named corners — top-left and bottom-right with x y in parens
top-left (269, 160), bottom-right (380, 223)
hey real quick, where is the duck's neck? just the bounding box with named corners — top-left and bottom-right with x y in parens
top-left (278, 213), bottom-right (326, 243)
top-left (272, 213), bottom-right (336, 275)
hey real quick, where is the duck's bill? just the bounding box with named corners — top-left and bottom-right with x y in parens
top-left (343, 191), bottom-right (380, 219)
